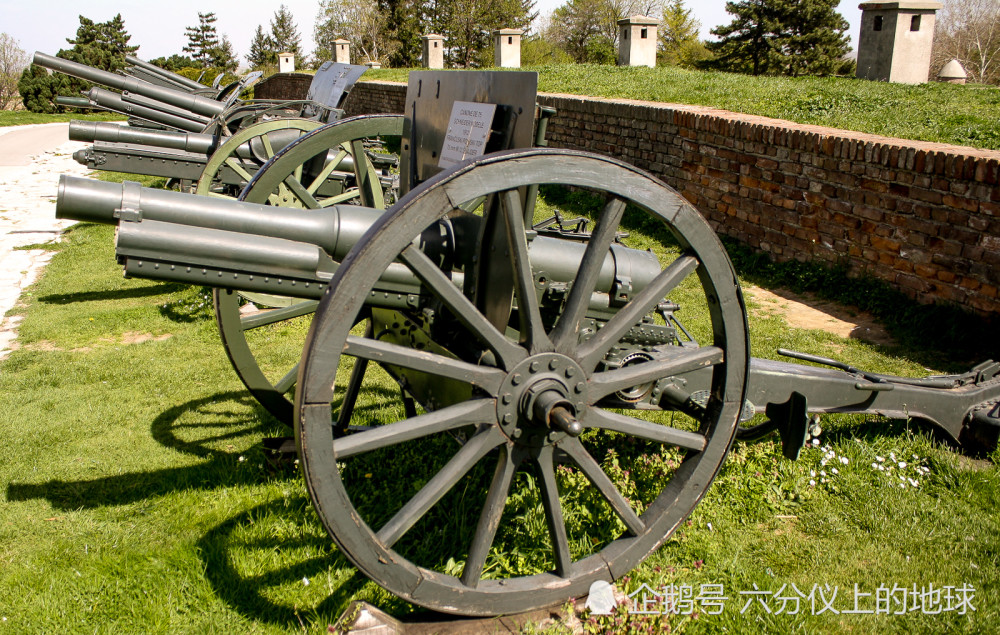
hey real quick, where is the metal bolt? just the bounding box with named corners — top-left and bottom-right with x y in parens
top-left (575, 382), bottom-right (585, 394)
top-left (502, 393), bottom-right (512, 405)
top-left (512, 373), bottom-right (522, 385)
top-left (529, 361), bottom-right (539, 373)
top-left (502, 413), bottom-right (513, 424)
top-left (549, 359), bottom-right (559, 370)
top-left (565, 367), bottom-right (575, 378)
top-left (512, 428), bottom-right (522, 438)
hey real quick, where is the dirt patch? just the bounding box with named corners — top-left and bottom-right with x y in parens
top-left (121, 331), bottom-right (172, 345)
top-left (18, 332), bottom-right (171, 352)
top-left (744, 284), bottom-right (895, 347)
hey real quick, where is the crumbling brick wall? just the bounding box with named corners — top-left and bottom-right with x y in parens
top-left (344, 80), bottom-right (1000, 316)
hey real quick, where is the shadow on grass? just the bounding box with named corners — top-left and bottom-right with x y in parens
top-left (196, 498), bottom-right (366, 626)
top-left (37, 282), bottom-right (187, 305)
top-left (5, 388), bottom-right (408, 510)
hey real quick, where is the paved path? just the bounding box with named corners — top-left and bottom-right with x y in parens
top-left (0, 123), bottom-right (90, 360)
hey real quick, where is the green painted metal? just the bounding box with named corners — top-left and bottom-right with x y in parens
top-left (194, 119), bottom-right (324, 199)
top-left (212, 114), bottom-right (405, 424)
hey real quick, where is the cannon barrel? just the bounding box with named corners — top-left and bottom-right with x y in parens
top-left (120, 91), bottom-right (214, 124)
top-left (125, 55), bottom-right (205, 92)
top-left (56, 176), bottom-right (661, 298)
top-left (86, 87), bottom-right (207, 132)
top-left (54, 95), bottom-right (96, 109)
top-left (33, 51), bottom-right (227, 117)
top-left (70, 121), bottom-right (220, 155)
top-left (68, 121), bottom-right (358, 175)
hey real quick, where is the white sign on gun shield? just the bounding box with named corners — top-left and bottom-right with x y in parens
top-left (438, 101), bottom-right (496, 169)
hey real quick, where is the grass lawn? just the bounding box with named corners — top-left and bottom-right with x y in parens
top-left (365, 65), bottom-right (1000, 151)
top-left (0, 167), bottom-right (996, 633)
top-left (0, 111), bottom-right (124, 127)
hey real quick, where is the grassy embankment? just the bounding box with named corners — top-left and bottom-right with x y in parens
top-left (366, 64), bottom-right (1000, 151)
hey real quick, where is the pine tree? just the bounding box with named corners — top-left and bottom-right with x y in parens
top-left (17, 14), bottom-right (138, 112)
top-left (706, 0), bottom-right (849, 76)
top-left (246, 25), bottom-right (277, 69)
top-left (270, 5), bottom-right (302, 55)
top-left (659, 0), bottom-right (710, 68)
top-left (210, 35), bottom-right (239, 73)
top-left (378, 0), bottom-right (423, 67)
top-left (183, 12), bottom-right (221, 68)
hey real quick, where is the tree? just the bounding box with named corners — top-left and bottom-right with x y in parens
top-left (210, 35), bottom-right (239, 72)
top-left (658, 0), bottom-right (710, 67)
top-left (706, 0), bottom-right (849, 76)
top-left (149, 54), bottom-right (198, 71)
top-left (549, 0), bottom-right (658, 64)
top-left (379, 0), bottom-right (423, 67)
top-left (17, 14), bottom-right (138, 112)
top-left (932, 0), bottom-right (1000, 84)
top-left (183, 12), bottom-right (221, 67)
top-left (246, 25), bottom-right (277, 69)
top-left (424, 0), bottom-right (537, 67)
top-left (270, 4), bottom-right (302, 55)
top-left (1, 33), bottom-right (28, 110)
top-left (315, 0), bottom-right (400, 65)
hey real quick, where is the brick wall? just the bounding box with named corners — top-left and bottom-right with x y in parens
top-left (253, 73), bottom-right (314, 100)
top-left (342, 80), bottom-right (1000, 317)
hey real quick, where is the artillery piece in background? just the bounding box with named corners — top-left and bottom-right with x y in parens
top-left (51, 70), bottom-right (1000, 616)
top-left (34, 51), bottom-right (391, 201)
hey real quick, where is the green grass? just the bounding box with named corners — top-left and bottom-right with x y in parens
top-left (0, 178), bottom-right (997, 632)
top-left (0, 111), bottom-right (125, 127)
top-left (364, 65), bottom-right (1000, 150)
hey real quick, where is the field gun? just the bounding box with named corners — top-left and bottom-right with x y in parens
top-left (50, 71), bottom-right (1000, 617)
top-left (123, 55), bottom-right (216, 94)
top-left (40, 50), bottom-right (391, 197)
top-left (33, 51), bottom-right (363, 134)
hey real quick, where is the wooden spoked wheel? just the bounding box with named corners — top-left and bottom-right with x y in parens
top-left (295, 148), bottom-right (750, 615)
top-left (213, 115), bottom-right (405, 425)
top-left (195, 119), bottom-right (323, 199)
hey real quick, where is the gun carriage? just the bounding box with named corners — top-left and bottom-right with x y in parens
top-left (50, 71), bottom-right (1000, 616)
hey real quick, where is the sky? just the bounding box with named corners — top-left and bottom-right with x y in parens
top-left (1, 1), bottom-right (866, 66)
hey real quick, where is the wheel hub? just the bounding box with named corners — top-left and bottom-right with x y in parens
top-left (495, 353), bottom-right (587, 444)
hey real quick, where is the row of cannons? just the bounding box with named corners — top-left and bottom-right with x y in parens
top-left (34, 52), bottom-right (1000, 616)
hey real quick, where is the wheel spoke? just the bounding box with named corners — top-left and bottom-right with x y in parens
top-left (352, 139), bottom-right (383, 208)
top-left (240, 300), bottom-right (319, 330)
top-left (306, 148), bottom-right (348, 194)
top-left (500, 189), bottom-right (553, 354)
top-left (584, 408), bottom-right (707, 451)
top-left (578, 254), bottom-right (699, 370)
top-left (551, 197), bottom-right (627, 354)
top-left (460, 444), bottom-right (520, 588)
top-left (559, 437), bottom-right (645, 536)
top-left (273, 363), bottom-right (298, 394)
top-left (536, 445), bottom-right (572, 577)
top-left (334, 398), bottom-right (496, 458)
top-left (399, 244), bottom-right (525, 371)
top-left (343, 336), bottom-right (506, 395)
top-left (224, 156), bottom-right (255, 183)
top-left (261, 134), bottom-right (275, 159)
top-left (282, 173), bottom-right (322, 209)
top-left (588, 345), bottom-right (724, 401)
top-left (376, 426), bottom-right (505, 548)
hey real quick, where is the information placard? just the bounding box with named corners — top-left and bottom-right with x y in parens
top-left (438, 101), bottom-right (497, 169)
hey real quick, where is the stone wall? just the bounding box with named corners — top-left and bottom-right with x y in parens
top-left (341, 80), bottom-right (1000, 316)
